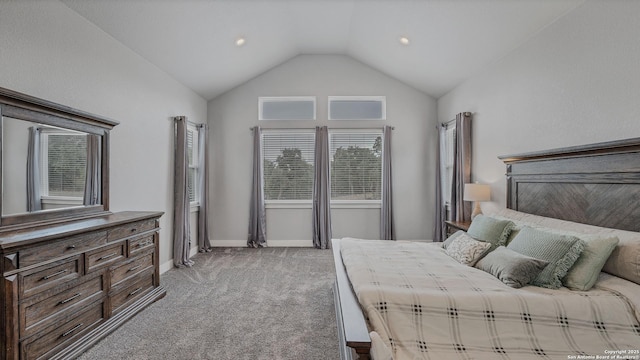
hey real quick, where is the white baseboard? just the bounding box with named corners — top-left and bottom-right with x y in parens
top-left (212, 239), bottom-right (313, 247)
top-left (159, 246), bottom-right (200, 274)
top-left (160, 240), bottom-right (315, 274)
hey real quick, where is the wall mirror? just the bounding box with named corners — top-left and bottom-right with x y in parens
top-left (0, 87), bottom-right (118, 230)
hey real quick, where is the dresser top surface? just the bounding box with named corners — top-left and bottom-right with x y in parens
top-left (0, 211), bottom-right (163, 251)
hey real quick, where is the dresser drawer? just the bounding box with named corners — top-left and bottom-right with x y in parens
top-left (107, 219), bottom-right (157, 241)
top-left (19, 230), bottom-right (107, 268)
top-left (86, 242), bottom-right (126, 273)
top-left (111, 270), bottom-right (154, 315)
top-left (20, 256), bottom-right (83, 298)
top-left (21, 301), bottom-right (104, 360)
top-left (128, 233), bottom-right (155, 257)
top-left (21, 274), bottom-right (105, 338)
top-left (111, 251), bottom-right (154, 287)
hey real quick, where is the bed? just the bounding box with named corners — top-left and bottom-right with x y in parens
top-left (332, 137), bottom-right (640, 360)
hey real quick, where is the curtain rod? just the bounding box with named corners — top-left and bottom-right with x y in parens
top-left (440, 118), bottom-right (455, 127)
top-left (173, 116), bottom-right (205, 128)
top-left (250, 126), bottom-right (394, 131)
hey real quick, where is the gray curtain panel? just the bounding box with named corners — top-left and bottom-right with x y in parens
top-left (312, 126), bottom-right (332, 249)
top-left (173, 116), bottom-right (194, 267)
top-left (380, 125), bottom-right (395, 240)
top-left (84, 134), bottom-right (102, 206)
top-left (450, 112), bottom-right (472, 222)
top-left (197, 124), bottom-right (213, 252)
top-left (26, 126), bottom-right (42, 212)
top-left (248, 126), bottom-right (267, 248)
top-left (433, 125), bottom-right (447, 242)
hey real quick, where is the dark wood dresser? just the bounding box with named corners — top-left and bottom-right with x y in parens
top-left (0, 211), bottom-right (166, 360)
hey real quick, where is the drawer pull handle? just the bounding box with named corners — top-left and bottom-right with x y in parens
top-left (59, 292), bottom-right (82, 305)
top-left (42, 269), bottom-right (67, 280)
top-left (61, 323), bottom-right (84, 338)
top-left (98, 253), bottom-right (118, 261)
top-left (128, 265), bottom-right (142, 273)
top-left (128, 287), bottom-right (143, 297)
top-left (67, 245), bottom-right (76, 250)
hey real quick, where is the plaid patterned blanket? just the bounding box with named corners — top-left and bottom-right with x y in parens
top-left (340, 238), bottom-right (640, 360)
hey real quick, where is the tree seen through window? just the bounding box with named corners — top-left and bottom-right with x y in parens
top-left (261, 131), bottom-right (382, 202)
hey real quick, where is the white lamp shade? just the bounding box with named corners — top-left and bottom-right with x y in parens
top-left (463, 183), bottom-right (491, 202)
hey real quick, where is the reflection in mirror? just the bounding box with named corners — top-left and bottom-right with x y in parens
top-left (2, 117), bottom-right (101, 216)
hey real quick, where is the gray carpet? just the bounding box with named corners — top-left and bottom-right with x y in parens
top-left (78, 247), bottom-right (340, 360)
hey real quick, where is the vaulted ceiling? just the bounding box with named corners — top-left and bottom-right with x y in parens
top-left (61, 0), bottom-right (584, 101)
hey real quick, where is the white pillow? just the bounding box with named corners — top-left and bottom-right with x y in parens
top-left (445, 232), bottom-right (492, 266)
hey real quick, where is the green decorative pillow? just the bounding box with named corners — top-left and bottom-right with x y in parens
top-left (507, 226), bottom-right (585, 289)
top-left (475, 246), bottom-right (549, 288)
top-left (563, 236), bottom-right (619, 291)
top-left (445, 232), bottom-right (492, 266)
top-left (467, 215), bottom-right (515, 250)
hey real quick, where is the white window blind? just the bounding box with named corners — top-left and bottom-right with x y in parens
top-left (444, 124), bottom-right (456, 205)
top-left (46, 133), bottom-right (87, 197)
top-left (187, 124), bottom-right (199, 204)
top-left (262, 131), bottom-right (315, 201)
top-left (329, 131), bottom-right (382, 201)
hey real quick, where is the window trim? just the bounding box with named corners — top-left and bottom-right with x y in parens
top-left (328, 128), bottom-right (383, 205)
top-left (187, 123), bottom-right (200, 207)
top-left (39, 127), bottom-right (87, 202)
top-left (328, 96), bottom-right (386, 121)
top-left (258, 96), bottom-right (317, 121)
top-left (443, 122), bottom-right (456, 209)
top-left (262, 129), bottom-right (316, 205)
top-left (260, 128), bottom-right (385, 209)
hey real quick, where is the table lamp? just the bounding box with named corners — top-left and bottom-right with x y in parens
top-left (463, 183), bottom-right (491, 220)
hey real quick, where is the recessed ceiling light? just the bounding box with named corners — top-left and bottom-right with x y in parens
top-left (399, 36), bottom-right (410, 46)
top-left (235, 37), bottom-right (246, 47)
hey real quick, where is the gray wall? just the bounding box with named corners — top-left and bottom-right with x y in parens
top-left (0, 1), bottom-right (207, 270)
top-left (438, 0), bottom-right (640, 210)
top-left (209, 55), bottom-right (437, 244)
top-left (2, 118), bottom-right (31, 215)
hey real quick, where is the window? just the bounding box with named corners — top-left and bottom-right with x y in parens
top-left (187, 123), bottom-right (199, 205)
top-left (329, 130), bottom-right (382, 202)
top-left (259, 97), bottom-right (316, 121)
top-left (40, 129), bottom-right (87, 201)
top-left (328, 96), bottom-right (386, 120)
top-left (262, 130), bottom-right (315, 202)
top-left (443, 123), bottom-right (456, 208)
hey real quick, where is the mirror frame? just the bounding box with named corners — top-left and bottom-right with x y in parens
top-left (0, 87), bottom-right (119, 230)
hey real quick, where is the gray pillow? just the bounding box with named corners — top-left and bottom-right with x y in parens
top-left (467, 215), bottom-right (514, 250)
top-left (475, 246), bottom-right (549, 288)
top-left (507, 226), bottom-right (585, 289)
top-left (563, 236), bottom-right (619, 291)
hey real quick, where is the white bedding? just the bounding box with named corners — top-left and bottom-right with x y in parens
top-left (340, 238), bottom-right (640, 360)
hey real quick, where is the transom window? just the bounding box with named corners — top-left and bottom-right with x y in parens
top-left (328, 96), bottom-right (386, 120)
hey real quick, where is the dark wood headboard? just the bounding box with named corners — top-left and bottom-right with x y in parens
top-left (499, 137), bottom-right (640, 232)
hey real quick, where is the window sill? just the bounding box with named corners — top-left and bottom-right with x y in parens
top-left (41, 196), bottom-right (83, 206)
top-left (265, 200), bottom-right (381, 210)
top-left (331, 201), bottom-right (381, 209)
top-left (266, 201), bottom-right (312, 209)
